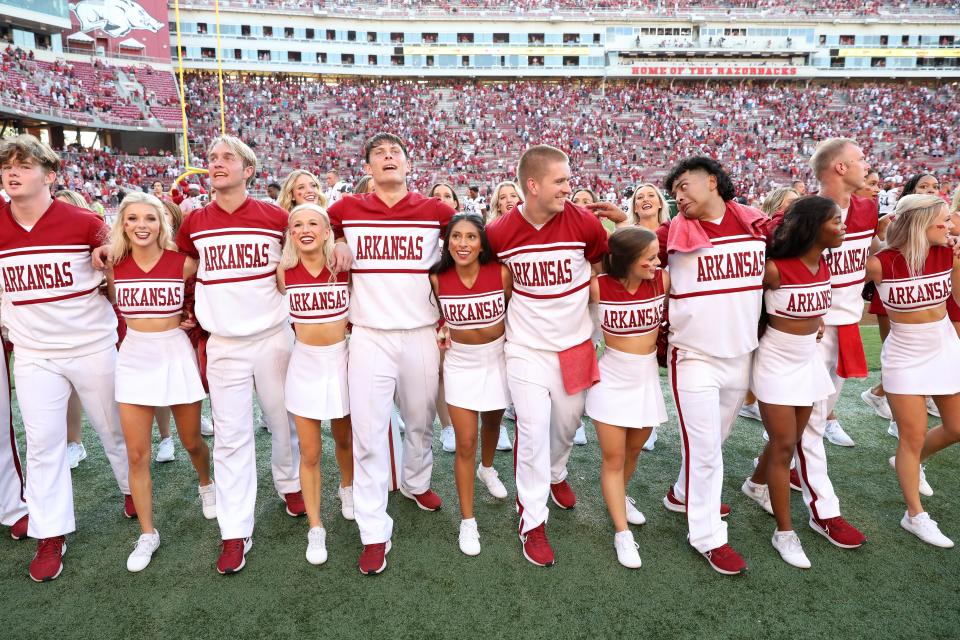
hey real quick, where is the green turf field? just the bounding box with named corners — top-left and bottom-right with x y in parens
top-left (1, 325), bottom-right (958, 640)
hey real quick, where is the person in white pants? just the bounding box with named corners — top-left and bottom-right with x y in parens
top-left (0, 135), bottom-right (131, 582)
top-left (327, 133), bottom-right (456, 575)
top-left (486, 145), bottom-right (622, 567)
top-left (657, 156), bottom-right (768, 575)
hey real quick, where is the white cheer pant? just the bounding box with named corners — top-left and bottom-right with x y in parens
top-left (668, 346), bottom-right (750, 553)
top-left (349, 326), bottom-right (439, 545)
top-left (794, 325), bottom-right (843, 521)
top-left (0, 353), bottom-right (27, 527)
top-left (206, 327), bottom-right (300, 540)
top-left (14, 347), bottom-right (129, 539)
top-left (506, 342), bottom-right (585, 535)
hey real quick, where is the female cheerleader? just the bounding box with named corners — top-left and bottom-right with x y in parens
top-left (585, 227), bottom-right (668, 569)
top-left (277, 203), bottom-right (351, 565)
top-left (617, 183), bottom-right (671, 230)
top-left (278, 175), bottom-right (354, 522)
top-left (489, 181), bottom-right (521, 222)
top-left (745, 195), bottom-right (845, 569)
top-left (865, 194), bottom-right (960, 548)
top-left (106, 192), bottom-right (214, 572)
top-left (278, 169), bottom-right (329, 212)
top-left (430, 213), bottom-right (513, 556)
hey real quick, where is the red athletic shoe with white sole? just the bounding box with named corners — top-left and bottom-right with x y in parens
top-left (809, 516), bottom-right (866, 549)
top-left (358, 540), bottom-right (392, 575)
top-left (283, 491), bottom-right (306, 517)
top-left (399, 487), bottom-right (442, 511)
top-left (790, 469), bottom-right (802, 492)
top-left (702, 543), bottom-right (747, 575)
top-left (29, 536), bottom-right (66, 582)
top-left (520, 523), bottom-right (555, 567)
top-left (10, 514), bottom-right (28, 540)
top-left (123, 494), bottom-right (137, 519)
top-left (550, 480), bottom-right (576, 509)
top-left (217, 537), bottom-right (252, 574)
top-left (663, 486), bottom-right (730, 518)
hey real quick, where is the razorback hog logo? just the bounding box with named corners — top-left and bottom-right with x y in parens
top-left (70, 0), bottom-right (162, 38)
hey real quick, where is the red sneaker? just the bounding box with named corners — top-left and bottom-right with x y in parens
top-left (520, 523), bottom-right (555, 567)
top-left (123, 494), bottom-right (137, 519)
top-left (702, 543), bottom-right (747, 575)
top-left (550, 480), bottom-right (576, 510)
top-left (790, 469), bottom-right (802, 492)
top-left (10, 514), bottom-right (28, 540)
top-left (216, 537), bottom-right (252, 574)
top-left (399, 487), bottom-right (442, 511)
top-left (283, 491), bottom-right (306, 517)
top-left (358, 540), bottom-right (392, 575)
top-left (662, 486), bottom-right (730, 518)
top-left (809, 516), bottom-right (866, 549)
top-left (29, 536), bottom-right (66, 582)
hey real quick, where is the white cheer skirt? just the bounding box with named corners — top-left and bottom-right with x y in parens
top-left (285, 339), bottom-right (349, 420)
top-left (116, 327), bottom-right (206, 406)
top-left (751, 326), bottom-right (834, 406)
top-left (444, 336), bottom-right (509, 412)
top-left (882, 316), bottom-right (960, 395)
top-left (585, 347), bottom-right (666, 429)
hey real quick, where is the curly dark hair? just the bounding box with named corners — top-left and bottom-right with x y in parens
top-left (663, 156), bottom-right (736, 202)
top-left (767, 195), bottom-right (840, 260)
top-left (900, 173), bottom-right (938, 197)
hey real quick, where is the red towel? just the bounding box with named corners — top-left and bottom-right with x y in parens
top-left (557, 339), bottom-right (600, 395)
top-left (667, 200), bottom-right (768, 253)
top-left (836, 323), bottom-right (868, 379)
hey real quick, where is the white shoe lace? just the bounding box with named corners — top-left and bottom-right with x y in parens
top-left (200, 485), bottom-right (216, 507)
top-left (308, 527), bottom-right (326, 548)
top-left (131, 534), bottom-right (158, 558)
top-left (460, 522), bottom-right (479, 543)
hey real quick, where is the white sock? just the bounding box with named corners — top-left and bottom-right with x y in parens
top-left (462, 517), bottom-right (476, 526)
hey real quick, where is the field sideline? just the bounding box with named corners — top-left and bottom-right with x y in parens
top-left (0, 326), bottom-right (957, 640)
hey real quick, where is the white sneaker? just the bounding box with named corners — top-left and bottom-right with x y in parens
top-left (739, 402), bottom-right (762, 421)
top-left (761, 428), bottom-right (770, 442)
top-left (338, 485), bottom-right (355, 520)
top-left (393, 406), bottom-right (405, 433)
top-left (625, 496), bottom-right (646, 525)
top-left (477, 465), bottom-right (508, 499)
top-left (127, 530), bottom-right (160, 572)
top-left (860, 389), bottom-right (892, 420)
top-left (825, 419), bottom-right (855, 447)
top-left (200, 415), bottom-right (214, 437)
top-left (198, 483), bottom-right (217, 520)
top-left (614, 530), bottom-right (642, 569)
top-left (155, 437), bottom-right (175, 463)
top-left (496, 425), bottom-right (512, 451)
top-left (440, 426), bottom-right (456, 453)
top-left (741, 478), bottom-right (773, 516)
top-left (306, 526), bottom-right (328, 565)
top-left (67, 442), bottom-right (87, 469)
top-left (900, 511), bottom-right (954, 548)
top-left (888, 456), bottom-right (933, 497)
top-left (573, 421), bottom-right (588, 446)
top-left (503, 405), bottom-right (516, 421)
top-left (926, 397), bottom-right (940, 418)
top-left (458, 518), bottom-right (481, 556)
top-left (771, 530), bottom-right (811, 569)
top-left (642, 428), bottom-right (657, 452)
top-left (887, 420), bottom-right (899, 439)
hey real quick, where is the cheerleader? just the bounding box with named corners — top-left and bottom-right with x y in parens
top-left (864, 194), bottom-right (960, 548)
top-left (277, 203), bottom-right (350, 565)
top-left (585, 227), bottom-right (668, 569)
top-left (430, 213), bottom-right (512, 556)
top-left (278, 174), bottom-right (353, 521)
top-left (106, 193), bottom-right (213, 572)
top-left (745, 196), bottom-right (845, 569)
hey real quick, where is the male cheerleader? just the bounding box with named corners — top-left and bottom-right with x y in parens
top-left (0, 135), bottom-right (131, 581)
top-left (328, 133), bottom-right (456, 575)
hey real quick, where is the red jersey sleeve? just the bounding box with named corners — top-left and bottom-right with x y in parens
top-left (87, 213), bottom-right (110, 248)
top-left (327, 197), bottom-right (346, 240)
top-left (655, 220), bottom-right (670, 265)
top-left (582, 212), bottom-right (608, 264)
top-left (175, 214), bottom-right (198, 259)
top-left (435, 200), bottom-right (456, 235)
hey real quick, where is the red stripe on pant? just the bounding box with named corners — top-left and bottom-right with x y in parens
top-left (794, 443), bottom-right (821, 521)
top-left (513, 417), bottom-right (524, 528)
top-left (669, 348), bottom-right (692, 524)
top-left (2, 346), bottom-right (24, 501)
top-left (387, 419), bottom-right (399, 491)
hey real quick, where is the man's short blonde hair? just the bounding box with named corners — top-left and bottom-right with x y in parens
top-left (0, 134), bottom-right (61, 173)
top-left (809, 137), bottom-right (857, 180)
top-left (207, 135), bottom-right (257, 170)
top-left (517, 145), bottom-right (569, 196)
